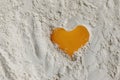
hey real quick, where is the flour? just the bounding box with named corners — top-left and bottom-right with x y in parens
top-left (0, 0), bottom-right (120, 80)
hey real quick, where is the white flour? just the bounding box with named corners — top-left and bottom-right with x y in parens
top-left (0, 0), bottom-right (120, 80)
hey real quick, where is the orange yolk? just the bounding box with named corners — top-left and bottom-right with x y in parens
top-left (51, 25), bottom-right (90, 57)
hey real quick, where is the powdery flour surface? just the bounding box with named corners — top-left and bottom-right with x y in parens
top-left (0, 0), bottom-right (120, 80)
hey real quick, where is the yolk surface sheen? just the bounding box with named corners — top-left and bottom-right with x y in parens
top-left (51, 25), bottom-right (90, 57)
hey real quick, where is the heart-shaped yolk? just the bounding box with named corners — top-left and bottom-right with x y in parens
top-left (51, 25), bottom-right (90, 57)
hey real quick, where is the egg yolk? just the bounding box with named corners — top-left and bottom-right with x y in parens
top-left (51, 25), bottom-right (90, 57)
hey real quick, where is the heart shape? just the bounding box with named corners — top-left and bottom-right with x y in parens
top-left (51, 25), bottom-right (90, 57)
